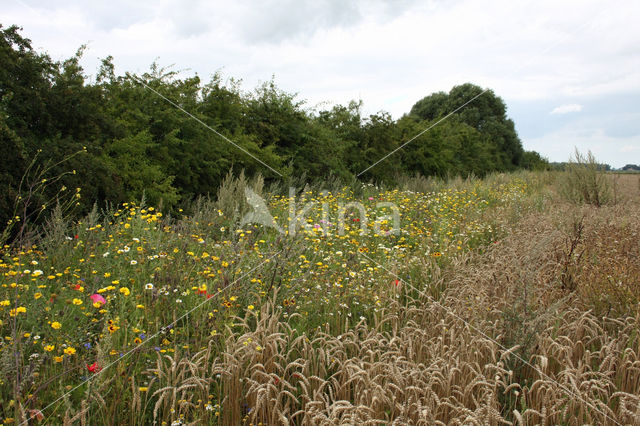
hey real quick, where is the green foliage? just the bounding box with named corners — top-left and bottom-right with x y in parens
top-left (0, 25), bottom-right (547, 244)
top-left (409, 83), bottom-right (526, 173)
top-left (101, 131), bottom-right (179, 207)
top-left (521, 151), bottom-right (550, 171)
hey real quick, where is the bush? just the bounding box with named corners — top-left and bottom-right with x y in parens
top-left (560, 149), bottom-right (611, 207)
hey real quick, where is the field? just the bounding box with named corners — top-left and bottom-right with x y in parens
top-left (1, 172), bottom-right (639, 425)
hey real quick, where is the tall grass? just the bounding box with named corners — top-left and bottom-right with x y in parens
top-left (1, 171), bottom-right (639, 424)
top-left (560, 149), bottom-right (612, 207)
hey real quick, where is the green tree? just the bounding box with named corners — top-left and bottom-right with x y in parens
top-left (357, 111), bottom-right (402, 183)
top-left (521, 151), bottom-right (549, 171)
top-left (101, 130), bottom-right (179, 206)
top-left (0, 25), bottom-right (56, 231)
top-left (409, 83), bottom-right (525, 172)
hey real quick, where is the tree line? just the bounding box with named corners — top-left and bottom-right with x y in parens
top-left (0, 24), bottom-right (548, 233)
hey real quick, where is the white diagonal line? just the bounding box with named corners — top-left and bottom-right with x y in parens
top-left (357, 10), bottom-right (607, 177)
top-left (356, 250), bottom-right (621, 425)
top-left (134, 76), bottom-right (283, 177)
top-left (357, 91), bottom-right (487, 177)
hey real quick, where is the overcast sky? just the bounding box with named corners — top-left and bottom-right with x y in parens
top-left (3, 0), bottom-right (639, 167)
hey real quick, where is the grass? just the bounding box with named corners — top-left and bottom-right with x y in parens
top-left (559, 149), bottom-right (613, 207)
top-left (1, 171), bottom-right (639, 425)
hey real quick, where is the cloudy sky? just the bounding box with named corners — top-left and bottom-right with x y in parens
top-left (3, 0), bottom-right (640, 167)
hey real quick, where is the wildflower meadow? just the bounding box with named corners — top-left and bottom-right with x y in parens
top-left (2, 171), bottom-right (639, 424)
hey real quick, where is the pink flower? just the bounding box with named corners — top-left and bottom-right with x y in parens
top-left (90, 294), bottom-right (106, 306)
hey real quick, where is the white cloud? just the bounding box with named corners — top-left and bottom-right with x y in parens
top-left (550, 103), bottom-right (583, 114)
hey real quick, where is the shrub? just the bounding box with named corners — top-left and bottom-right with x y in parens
top-left (560, 149), bottom-right (611, 207)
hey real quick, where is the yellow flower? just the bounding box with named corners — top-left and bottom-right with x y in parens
top-left (63, 347), bottom-right (76, 355)
top-left (51, 322), bottom-right (62, 329)
top-left (11, 306), bottom-right (26, 316)
top-left (54, 356), bottom-right (64, 363)
top-left (139, 387), bottom-right (148, 392)
top-left (119, 287), bottom-right (130, 296)
top-left (248, 305), bottom-right (255, 310)
top-left (44, 344), bottom-right (55, 352)
top-left (72, 298), bottom-right (83, 305)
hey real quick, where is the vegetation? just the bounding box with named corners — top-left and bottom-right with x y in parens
top-left (1, 24), bottom-right (548, 244)
top-left (1, 171), bottom-right (639, 424)
top-left (560, 149), bottom-right (612, 207)
top-left (3, 23), bottom-right (639, 426)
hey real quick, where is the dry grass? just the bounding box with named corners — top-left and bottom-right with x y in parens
top-left (151, 205), bottom-right (638, 424)
top-left (6, 172), bottom-right (639, 425)
top-left (172, 175), bottom-right (638, 425)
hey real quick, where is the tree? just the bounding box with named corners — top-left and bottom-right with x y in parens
top-left (0, 25), bottom-right (56, 231)
top-left (1, 23), bottom-right (551, 245)
top-left (409, 83), bottom-right (525, 172)
top-left (520, 151), bottom-right (549, 171)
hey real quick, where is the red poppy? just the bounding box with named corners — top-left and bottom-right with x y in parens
top-left (394, 279), bottom-right (400, 287)
top-left (28, 410), bottom-right (44, 422)
top-left (87, 362), bottom-right (101, 373)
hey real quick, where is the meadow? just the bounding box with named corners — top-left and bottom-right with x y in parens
top-left (1, 171), bottom-right (639, 425)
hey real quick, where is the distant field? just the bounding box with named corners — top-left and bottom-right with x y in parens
top-left (1, 171), bottom-right (639, 425)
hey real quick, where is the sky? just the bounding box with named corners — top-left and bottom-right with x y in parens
top-left (3, 0), bottom-right (640, 168)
